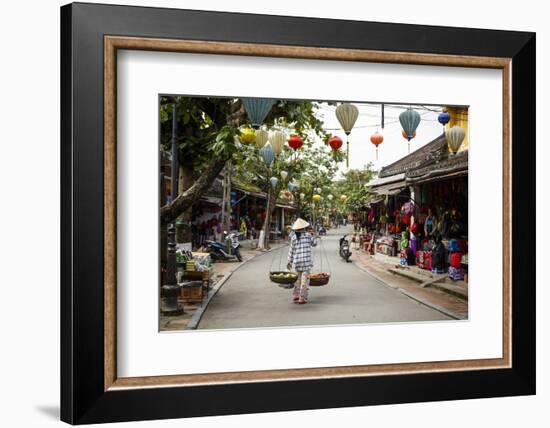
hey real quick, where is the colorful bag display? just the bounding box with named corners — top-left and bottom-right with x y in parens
top-left (423, 251), bottom-right (432, 270)
top-left (399, 249), bottom-right (408, 266)
top-left (448, 266), bottom-right (464, 281)
top-left (447, 239), bottom-right (460, 252)
top-left (416, 250), bottom-right (424, 267)
top-left (451, 252), bottom-right (463, 268)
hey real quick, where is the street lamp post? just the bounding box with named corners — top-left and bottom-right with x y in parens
top-left (161, 103), bottom-right (184, 316)
top-left (170, 103), bottom-right (179, 202)
top-left (161, 224), bottom-right (183, 315)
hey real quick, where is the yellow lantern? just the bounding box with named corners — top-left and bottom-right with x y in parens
top-left (239, 127), bottom-right (256, 145)
top-left (340, 195), bottom-right (348, 202)
top-left (312, 194), bottom-right (321, 203)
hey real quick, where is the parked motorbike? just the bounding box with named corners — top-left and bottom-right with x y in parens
top-left (318, 225), bottom-right (327, 236)
top-left (205, 231), bottom-right (242, 262)
top-left (339, 234), bottom-right (352, 262)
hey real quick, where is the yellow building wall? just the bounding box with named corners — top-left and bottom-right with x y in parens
top-left (445, 106), bottom-right (469, 153)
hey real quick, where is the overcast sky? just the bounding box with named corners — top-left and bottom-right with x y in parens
top-left (313, 103), bottom-right (445, 178)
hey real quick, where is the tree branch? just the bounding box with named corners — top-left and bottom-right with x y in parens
top-left (160, 156), bottom-right (229, 225)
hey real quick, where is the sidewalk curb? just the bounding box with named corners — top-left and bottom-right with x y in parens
top-left (352, 261), bottom-right (465, 321)
top-left (186, 243), bottom-right (287, 329)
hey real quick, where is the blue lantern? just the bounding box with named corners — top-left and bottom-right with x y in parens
top-left (438, 111), bottom-right (451, 126)
top-left (270, 176), bottom-right (279, 189)
top-left (399, 108), bottom-right (421, 141)
top-left (260, 143), bottom-right (275, 167)
top-left (288, 182), bottom-right (297, 191)
top-left (241, 98), bottom-right (276, 128)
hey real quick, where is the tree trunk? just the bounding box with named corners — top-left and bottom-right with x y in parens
top-left (221, 162), bottom-right (233, 234)
top-left (161, 156), bottom-right (228, 225)
top-left (261, 188), bottom-right (277, 250)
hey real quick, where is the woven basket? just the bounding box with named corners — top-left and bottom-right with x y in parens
top-left (269, 271), bottom-right (298, 285)
top-left (309, 273), bottom-right (330, 286)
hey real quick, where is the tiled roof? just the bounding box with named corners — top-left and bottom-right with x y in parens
top-left (376, 133), bottom-right (468, 185)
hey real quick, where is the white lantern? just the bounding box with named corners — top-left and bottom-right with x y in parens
top-left (445, 126), bottom-right (466, 154)
top-left (280, 170), bottom-right (288, 181)
top-left (269, 130), bottom-right (286, 156)
top-left (335, 103), bottom-right (359, 167)
top-left (255, 128), bottom-right (269, 149)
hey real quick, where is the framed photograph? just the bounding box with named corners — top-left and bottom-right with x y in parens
top-left (61, 2), bottom-right (535, 424)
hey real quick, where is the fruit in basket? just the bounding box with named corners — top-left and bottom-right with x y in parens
top-left (271, 272), bottom-right (297, 279)
top-left (310, 272), bottom-right (330, 279)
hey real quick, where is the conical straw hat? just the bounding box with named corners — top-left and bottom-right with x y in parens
top-left (291, 218), bottom-right (310, 230)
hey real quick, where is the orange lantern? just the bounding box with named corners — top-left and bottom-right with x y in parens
top-left (402, 130), bottom-right (416, 140)
top-left (370, 132), bottom-right (384, 160)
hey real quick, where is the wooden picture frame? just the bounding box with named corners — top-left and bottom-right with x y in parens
top-left (61, 2), bottom-right (535, 424)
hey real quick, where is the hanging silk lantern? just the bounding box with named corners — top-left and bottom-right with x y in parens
top-left (335, 103), bottom-right (359, 167)
top-left (260, 143), bottom-right (275, 167)
top-left (438, 111), bottom-right (451, 126)
top-left (241, 98), bottom-right (275, 128)
top-left (288, 135), bottom-right (304, 151)
top-left (300, 193), bottom-right (305, 200)
top-left (370, 131), bottom-right (384, 160)
top-left (280, 170), bottom-right (288, 181)
top-left (312, 194), bottom-right (321, 203)
top-left (269, 176), bottom-right (279, 189)
top-left (445, 126), bottom-right (466, 154)
top-left (340, 195), bottom-right (348, 202)
top-left (255, 128), bottom-right (269, 149)
top-left (270, 130), bottom-right (286, 156)
top-left (315, 187), bottom-right (321, 194)
top-left (399, 108), bottom-right (421, 153)
top-left (328, 135), bottom-right (343, 151)
top-left (399, 108), bottom-right (421, 140)
top-left (239, 127), bottom-right (256, 145)
top-left (328, 194), bottom-right (334, 201)
top-left (288, 182), bottom-right (297, 191)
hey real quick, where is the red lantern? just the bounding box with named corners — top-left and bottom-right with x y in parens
top-left (288, 135), bottom-right (304, 151)
top-left (411, 222), bottom-right (419, 234)
top-left (370, 132), bottom-right (384, 160)
top-left (328, 135), bottom-right (343, 151)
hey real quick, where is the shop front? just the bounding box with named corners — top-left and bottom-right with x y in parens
top-left (365, 134), bottom-right (468, 280)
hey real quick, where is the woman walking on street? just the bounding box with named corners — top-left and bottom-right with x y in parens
top-left (287, 218), bottom-right (318, 305)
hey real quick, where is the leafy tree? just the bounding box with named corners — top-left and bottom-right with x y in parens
top-left (328, 165), bottom-right (377, 216)
top-left (232, 119), bottom-right (337, 247)
top-left (159, 97), bottom-right (330, 226)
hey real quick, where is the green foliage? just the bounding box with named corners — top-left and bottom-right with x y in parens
top-left (211, 125), bottom-right (240, 158)
top-left (327, 165), bottom-right (377, 214)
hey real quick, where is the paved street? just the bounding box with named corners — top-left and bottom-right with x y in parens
top-left (198, 226), bottom-right (451, 329)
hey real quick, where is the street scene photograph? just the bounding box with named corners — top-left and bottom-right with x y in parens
top-left (159, 95), bottom-right (469, 331)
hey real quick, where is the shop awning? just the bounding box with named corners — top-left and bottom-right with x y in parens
top-left (366, 173), bottom-right (406, 188)
top-left (372, 185), bottom-right (405, 196)
top-left (275, 203), bottom-right (296, 210)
